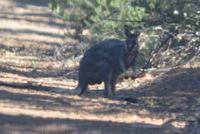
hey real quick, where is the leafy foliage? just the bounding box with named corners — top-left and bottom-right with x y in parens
top-left (49, 0), bottom-right (200, 69)
top-left (49, 0), bottom-right (146, 36)
top-left (133, 0), bottom-right (200, 28)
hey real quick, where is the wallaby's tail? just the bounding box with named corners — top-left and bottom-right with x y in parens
top-left (71, 85), bottom-right (84, 95)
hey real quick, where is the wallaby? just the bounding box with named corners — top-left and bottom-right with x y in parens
top-left (72, 25), bottom-right (140, 98)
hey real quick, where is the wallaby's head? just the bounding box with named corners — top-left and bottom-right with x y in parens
top-left (124, 25), bottom-right (140, 52)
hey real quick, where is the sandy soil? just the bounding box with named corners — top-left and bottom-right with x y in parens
top-left (0, 0), bottom-right (199, 134)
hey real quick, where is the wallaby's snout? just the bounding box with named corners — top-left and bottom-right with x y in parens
top-left (125, 35), bottom-right (139, 52)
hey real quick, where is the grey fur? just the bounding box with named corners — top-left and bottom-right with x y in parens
top-left (73, 26), bottom-right (140, 98)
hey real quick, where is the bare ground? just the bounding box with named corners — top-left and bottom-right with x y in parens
top-left (0, 1), bottom-right (200, 134)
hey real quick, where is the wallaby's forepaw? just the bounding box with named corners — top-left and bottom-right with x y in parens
top-left (124, 75), bottom-right (129, 79)
top-left (124, 71), bottom-right (130, 79)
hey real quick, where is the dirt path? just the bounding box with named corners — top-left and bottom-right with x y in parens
top-left (0, 1), bottom-right (199, 134)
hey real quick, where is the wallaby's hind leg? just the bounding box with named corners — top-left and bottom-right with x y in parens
top-left (71, 83), bottom-right (88, 95)
top-left (111, 76), bottom-right (117, 96)
top-left (104, 80), bottom-right (112, 98)
top-left (104, 71), bottom-right (114, 98)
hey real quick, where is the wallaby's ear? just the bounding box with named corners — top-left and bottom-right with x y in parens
top-left (124, 25), bottom-right (131, 37)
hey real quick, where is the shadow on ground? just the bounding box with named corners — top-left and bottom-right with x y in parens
top-left (1, 113), bottom-right (183, 134)
top-left (1, 67), bottom-right (200, 115)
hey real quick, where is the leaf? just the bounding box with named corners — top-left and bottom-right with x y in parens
top-left (110, 0), bottom-right (121, 8)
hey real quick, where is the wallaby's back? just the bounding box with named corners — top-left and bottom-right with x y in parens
top-left (79, 38), bottom-right (127, 84)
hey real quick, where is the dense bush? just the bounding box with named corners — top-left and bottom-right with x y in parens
top-left (49, 0), bottom-right (200, 68)
top-left (49, 0), bottom-right (146, 37)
